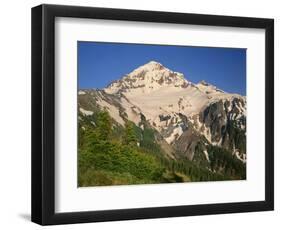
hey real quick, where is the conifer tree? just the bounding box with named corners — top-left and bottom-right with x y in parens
top-left (96, 110), bottom-right (112, 140)
top-left (123, 121), bottom-right (138, 146)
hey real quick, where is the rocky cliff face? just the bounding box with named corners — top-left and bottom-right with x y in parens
top-left (78, 61), bottom-right (246, 169)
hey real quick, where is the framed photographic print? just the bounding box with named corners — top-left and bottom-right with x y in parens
top-left (31, 4), bottom-right (274, 225)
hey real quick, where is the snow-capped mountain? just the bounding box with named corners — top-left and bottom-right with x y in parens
top-left (105, 61), bottom-right (189, 94)
top-left (78, 61), bottom-right (246, 165)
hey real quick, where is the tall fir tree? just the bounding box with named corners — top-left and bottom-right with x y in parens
top-left (123, 121), bottom-right (138, 146)
top-left (96, 110), bottom-right (112, 140)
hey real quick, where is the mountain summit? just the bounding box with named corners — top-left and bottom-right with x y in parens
top-left (105, 61), bottom-right (189, 94)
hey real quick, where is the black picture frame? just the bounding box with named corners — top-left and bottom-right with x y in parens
top-left (31, 4), bottom-right (274, 225)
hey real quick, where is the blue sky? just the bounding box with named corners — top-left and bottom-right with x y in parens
top-left (78, 41), bottom-right (246, 95)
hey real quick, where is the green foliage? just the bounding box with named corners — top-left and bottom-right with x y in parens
top-left (161, 157), bottom-right (228, 182)
top-left (79, 142), bottom-right (165, 186)
top-left (207, 145), bottom-right (246, 179)
top-left (122, 121), bottom-right (138, 146)
top-left (78, 109), bottom-right (246, 187)
top-left (139, 127), bottom-right (163, 156)
top-left (78, 111), bottom-right (165, 186)
top-left (96, 110), bottom-right (112, 140)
